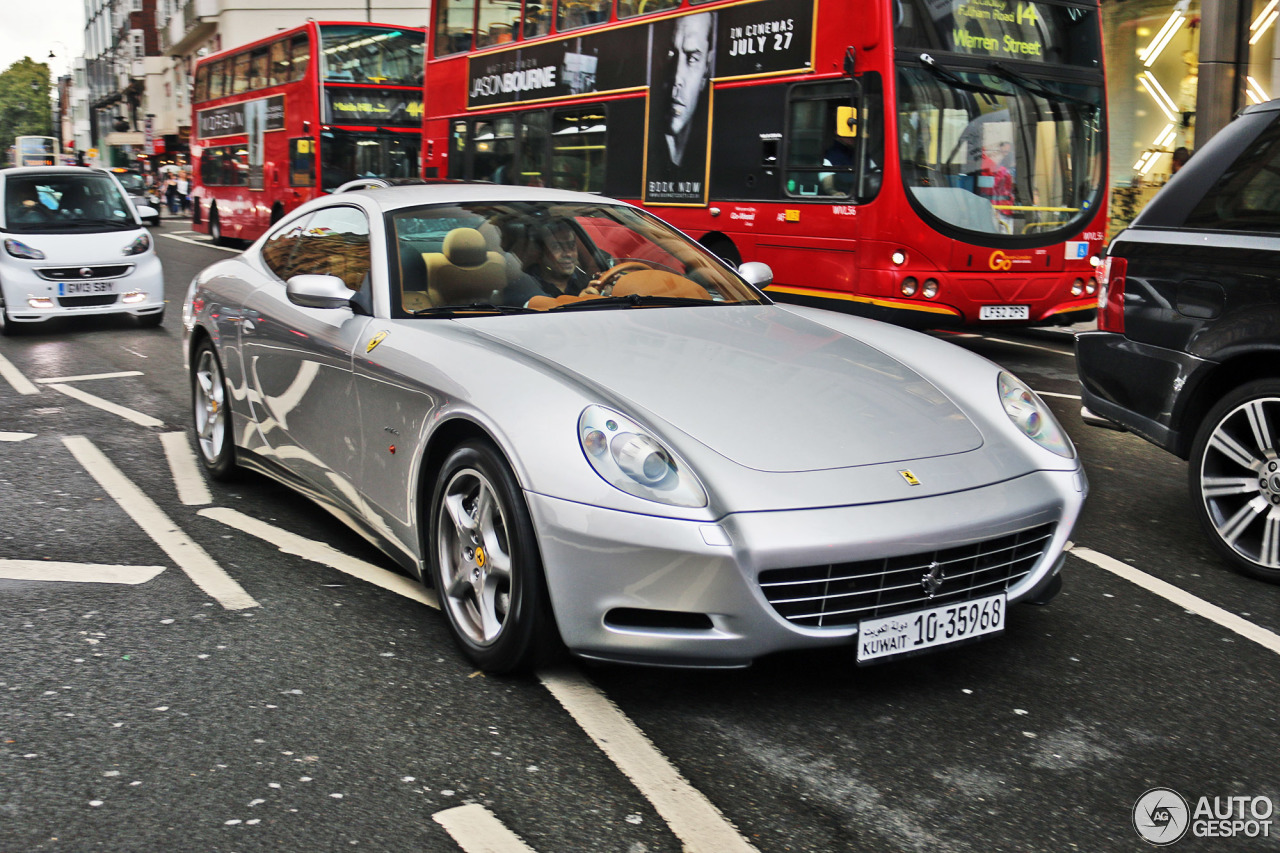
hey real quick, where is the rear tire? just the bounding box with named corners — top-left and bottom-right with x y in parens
top-left (191, 338), bottom-right (237, 480)
top-left (1189, 378), bottom-right (1280, 584)
top-left (428, 440), bottom-right (556, 673)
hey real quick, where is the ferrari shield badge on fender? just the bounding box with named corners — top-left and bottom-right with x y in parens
top-left (899, 469), bottom-right (921, 486)
top-left (366, 331), bottom-right (388, 353)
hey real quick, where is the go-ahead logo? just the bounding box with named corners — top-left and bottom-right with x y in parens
top-left (1134, 788), bottom-right (1190, 845)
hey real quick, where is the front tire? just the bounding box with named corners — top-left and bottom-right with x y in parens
top-left (428, 441), bottom-right (554, 673)
top-left (1189, 379), bottom-right (1280, 583)
top-left (191, 339), bottom-right (237, 480)
top-left (0, 311), bottom-right (24, 336)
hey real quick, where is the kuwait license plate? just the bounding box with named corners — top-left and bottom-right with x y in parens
top-left (59, 280), bottom-right (114, 296)
top-left (979, 304), bottom-right (1030, 321)
top-left (856, 593), bottom-right (1006, 663)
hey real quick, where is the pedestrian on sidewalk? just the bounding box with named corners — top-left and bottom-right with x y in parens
top-left (176, 171), bottom-right (190, 216)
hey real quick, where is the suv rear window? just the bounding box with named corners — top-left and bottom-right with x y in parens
top-left (1183, 122), bottom-right (1280, 233)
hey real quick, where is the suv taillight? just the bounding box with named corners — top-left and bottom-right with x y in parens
top-left (1097, 256), bottom-right (1127, 334)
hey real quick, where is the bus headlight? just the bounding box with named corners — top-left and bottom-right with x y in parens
top-left (579, 405), bottom-right (707, 507)
top-left (900, 277), bottom-right (918, 297)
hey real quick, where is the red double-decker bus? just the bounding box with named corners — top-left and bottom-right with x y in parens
top-left (191, 21), bottom-right (425, 245)
top-left (423, 0), bottom-right (1106, 328)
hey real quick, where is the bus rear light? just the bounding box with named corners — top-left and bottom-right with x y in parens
top-left (891, 250), bottom-right (907, 266)
top-left (922, 278), bottom-right (939, 299)
top-left (1071, 278), bottom-right (1085, 297)
top-left (1097, 257), bottom-right (1127, 334)
top-left (900, 277), bottom-right (919, 297)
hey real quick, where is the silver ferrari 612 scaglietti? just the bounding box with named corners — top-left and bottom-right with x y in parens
top-left (182, 182), bottom-right (1086, 672)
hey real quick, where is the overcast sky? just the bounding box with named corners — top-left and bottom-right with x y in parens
top-left (3, 0), bottom-right (87, 78)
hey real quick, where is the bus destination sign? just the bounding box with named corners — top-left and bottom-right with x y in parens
top-left (324, 88), bottom-right (424, 126)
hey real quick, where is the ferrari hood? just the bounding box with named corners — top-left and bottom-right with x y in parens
top-left (472, 306), bottom-right (983, 473)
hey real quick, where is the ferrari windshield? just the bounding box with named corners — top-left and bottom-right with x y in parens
top-left (390, 201), bottom-right (766, 315)
top-left (896, 63), bottom-right (1104, 241)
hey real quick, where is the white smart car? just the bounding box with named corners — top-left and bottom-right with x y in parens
top-left (0, 166), bottom-right (164, 334)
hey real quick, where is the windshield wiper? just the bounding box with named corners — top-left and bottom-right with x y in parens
top-left (918, 53), bottom-right (1011, 98)
top-left (548, 294), bottom-right (721, 312)
top-left (410, 302), bottom-right (536, 317)
top-left (987, 62), bottom-right (1099, 110)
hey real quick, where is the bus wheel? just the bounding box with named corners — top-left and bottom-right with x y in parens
top-left (702, 236), bottom-right (741, 268)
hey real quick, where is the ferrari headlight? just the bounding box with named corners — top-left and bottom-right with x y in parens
top-left (579, 405), bottom-right (707, 507)
top-left (999, 372), bottom-right (1074, 458)
top-left (4, 238), bottom-right (44, 259)
top-left (123, 233), bottom-right (151, 256)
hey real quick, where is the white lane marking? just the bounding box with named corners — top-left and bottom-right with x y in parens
top-left (198, 507), bottom-right (439, 609)
top-left (0, 560), bottom-right (164, 585)
top-left (0, 350), bottom-right (40, 395)
top-left (62, 436), bottom-right (258, 610)
top-left (1071, 546), bottom-right (1280, 657)
top-left (163, 231), bottom-right (241, 253)
top-left (1, 431), bottom-right (36, 442)
top-left (433, 804), bottom-right (538, 853)
top-left (48, 383), bottom-right (164, 428)
top-left (160, 432), bottom-right (213, 506)
top-left (37, 371), bottom-right (144, 384)
top-left (984, 336), bottom-right (1076, 357)
top-left (1035, 390), bottom-right (1082, 400)
top-left (539, 668), bottom-right (759, 853)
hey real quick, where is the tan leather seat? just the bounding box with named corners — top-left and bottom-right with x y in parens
top-left (424, 227), bottom-right (506, 305)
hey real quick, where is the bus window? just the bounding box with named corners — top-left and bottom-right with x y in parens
top-left (557, 0), bottom-right (610, 32)
top-left (618, 0), bottom-right (676, 19)
top-left (320, 25), bottom-right (425, 85)
top-left (520, 111), bottom-right (550, 186)
top-left (194, 65), bottom-right (209, 103)
top-left (551, 108), bottom-right (606, 192)
top-left (474, 116), bottom-right (516, 183)
top-left (269, 39), bottom-right (289, 86)
top-left (208, 60), bottom-right (227, 99)
top-left (477, 1), bottom-right (516, 47)
top-left (231, 52), bottom-right (252, 94)
top-left (785, 78), bottom-right (883, 202)
top-left (449, 121), bottom-right (469, 179)
top-left (320, 132), bottom-right (420, 190)
top-left (523, 1), bottom-right (550, 38)
top-left (435, 0), bottom-right (475, 56)
top-left (290, 138), bottom-right (315, 187)
top-left (289, 35), bottom-right (310, 81)
top-left (249, 48), bottom-right (269, 91)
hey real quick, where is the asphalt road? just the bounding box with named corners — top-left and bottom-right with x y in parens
top-left (1, 221), bottom-right (1277, 852)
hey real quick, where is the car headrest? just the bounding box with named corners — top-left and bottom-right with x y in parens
top-left (442, 227), bottom-right (489, 268)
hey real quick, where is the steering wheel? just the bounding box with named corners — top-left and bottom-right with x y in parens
top-left (592, 261), bottom-right (654, 295)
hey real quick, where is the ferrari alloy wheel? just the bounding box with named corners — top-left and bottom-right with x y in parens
top-left (1189, 379), bottom-right (1280, 583)
top-left (191, 340), bottom-right (236, 480)
top-left (429, 441), bottom-right (554, 672)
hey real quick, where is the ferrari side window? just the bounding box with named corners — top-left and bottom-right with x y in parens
top-left (293, 206), bottom-right (371, 290)
top-left (261, 215), bottom-right (310, 281)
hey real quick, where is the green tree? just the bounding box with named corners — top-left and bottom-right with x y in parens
top-left (0, 57), bottom-right (54, 164)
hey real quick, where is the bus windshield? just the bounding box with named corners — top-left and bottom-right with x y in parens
top-left (320, 130), bottom-right (420, 190)
top-left (895, 63), bottom-right (1103, 240)
top-left (319, 25), bottom-right (424, 86)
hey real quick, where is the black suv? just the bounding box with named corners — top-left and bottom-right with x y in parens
top-left (1078, 98), bottom-right (1280, 584)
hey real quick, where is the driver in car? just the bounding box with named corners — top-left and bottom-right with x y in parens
top-left (503, 219), bottom-right (602, 307)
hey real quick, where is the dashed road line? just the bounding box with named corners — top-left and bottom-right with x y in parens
top-left (0, 560), bottom-right (164, 585)
top-left (198, 507), bottom-right (438, 608)
top-left (62, 435), bottom-right (258, 610)
top-left (1, 431), bottom-right (36, 442)
top-left (49, 382), bottom-right (163, 428)
top-left (433, 804), bottom-right (538, 852)
top-left (0, 350), bottom-right (39, 395)
top-left (163, 230), bottom-right (241, 253)
top-left (539, 668), bottom-right (759, 853)
top-left (1071, 546), bottom-right (1280, 657)
top-left (160, 431), bottom-right (212, 506)
top-left (37, 371), bottom-right (145, 384)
